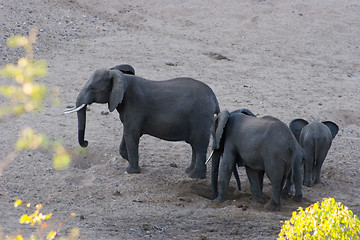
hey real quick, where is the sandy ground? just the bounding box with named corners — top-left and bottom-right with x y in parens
top-left (1, 0), bottom-right (360, 239)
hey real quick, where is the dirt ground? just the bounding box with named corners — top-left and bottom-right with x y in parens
top-left (1, 0), bottom-right (360, 239)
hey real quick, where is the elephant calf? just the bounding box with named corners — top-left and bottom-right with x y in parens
top-left (289, 119), bottom-right (339, 187)
top-left (211, 109), bottom-right (301, 211)
top-left (65, 64), bottom-right (220, 179)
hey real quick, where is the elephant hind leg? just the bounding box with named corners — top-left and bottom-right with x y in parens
top-left (188, 148), bottom-right (207, 179)
top-left (265, 164), bottom-right (286, 211)
top-left (313, 150), bottom-right (328, 185)
top-left (187, 132), bottom-right (210, 179)
top-left (246, 167), bottom-right (265, 204)
top-left (185, 145), bottom-right (196, 174)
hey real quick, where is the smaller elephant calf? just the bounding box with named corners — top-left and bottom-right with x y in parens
top-left (289, 119), bottom-right (339, 187)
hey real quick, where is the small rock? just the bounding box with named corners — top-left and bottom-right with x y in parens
top-left (169, 163), bottom-right (178, 168)
top-left (101, 111), bottom-right (109, 115)
top-left (205, 52), bottom-right (231, 61)
top-left (113, 190), bottom-right (121, 196)
top-left (165, 60), bottom-right (177, 66)
top-left (198, 234), bottom-right (207, 240)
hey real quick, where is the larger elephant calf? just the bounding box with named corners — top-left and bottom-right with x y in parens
top-left (65, 64), bottom-right (220, 179)
top-left (211, 109), bottom-right (302, 211)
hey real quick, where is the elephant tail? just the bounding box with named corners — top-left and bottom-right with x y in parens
top-left (314, 137), bottom-right (319, 167)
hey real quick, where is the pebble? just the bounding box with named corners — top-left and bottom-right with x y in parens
top-left (165, 60), bottom-right (177, 66)
top-left (169, 163), bottom-right (178, 168)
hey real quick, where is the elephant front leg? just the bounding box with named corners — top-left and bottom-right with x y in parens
top-left (123, 131), bottom-right (141, 174)
top-left (211, 150), bottom-right (223, 200)
top-left (119, 136), bottom-right (128, 160)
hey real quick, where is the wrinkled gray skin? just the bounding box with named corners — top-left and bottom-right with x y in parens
top-left (211, 110), bottom-right (299, 211)
top-left (289, 119), bottom-right (339, 187)
top-left (74, 64), bottom-right (220, 179)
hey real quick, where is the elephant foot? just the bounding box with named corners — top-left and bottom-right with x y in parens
top-left (314, 180), bottom-right (325, 185)
top-left (213, 195), bottom-right (226, 204)
top-left (251, 195), bottom-right (265, 204)
top-left (265, 200), bottom-right (281, 211)
top-left (281, 191), bottom-right (291, 199)
top-left (126, 165), bottom-right (141, 174)
top-left (185, 165), bottom-right (194, 174)
top-left (188, 169), bottom-right (206, 179)
top-left (292, 194), bottom-right (302, 202)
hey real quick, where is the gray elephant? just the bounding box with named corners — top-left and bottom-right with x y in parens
top-left (208, 108), bottom-right (257, 193)
top-left (211, 109), bottom-right (300, 211)
top-left (289, 119), bottom-right (339, 187)
top-left (65, 64), bottom-right (220, 179)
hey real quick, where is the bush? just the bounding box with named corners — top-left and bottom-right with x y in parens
top-left (278, 198), bottom-right (360, 239)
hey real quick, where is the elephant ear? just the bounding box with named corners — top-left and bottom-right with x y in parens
top-left (108, 70), bottom-right (128, 112)
top-left (212, 110), bottom-right (230, 150)
top-left (231, 108), bottom-right (256, 117)
top-left (322, 121), bottom-right (339, 139)
top-left (289, 118), bottom-right (309, 142)
top-left (110, 64), bottom-right (135, 75)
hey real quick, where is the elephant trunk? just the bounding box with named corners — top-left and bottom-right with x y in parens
top-left (76, 95), bottom-right (88, 147)
top-left (77, 107), bottom-right (88, 147)
top-left (211, 150), bottom-right (222, 199)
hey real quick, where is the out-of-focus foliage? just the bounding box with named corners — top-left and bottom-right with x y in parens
top-left (52, 140), bottom-right (72, 171)
top-left (16, 128), bottom-right (48, 150)
top-left (0, 29), bottom-right (71, 170)
top-left (0, 29), bottom-right (47, 116)
top-left (1, 30), bottom-right (77, 239)
top-left (8, 199), bottom-right (78, 240)
top-left (278, 198), bottom-right (360, 240)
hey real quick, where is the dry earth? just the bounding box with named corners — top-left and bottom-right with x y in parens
top-left (1, 0), bottom-right (360, 239)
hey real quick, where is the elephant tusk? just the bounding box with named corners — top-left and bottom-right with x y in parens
top-left (64, 103), bottom-right (86, 114)
top-left (206, 150), bottom-right (214, 164)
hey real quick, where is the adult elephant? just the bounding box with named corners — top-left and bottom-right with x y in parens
top-left (289, 119), bottom-right (339, 187)
top-left (65, 64), bottom-right (220, 179)
top-left (211, 110), bottom-right (301, 211)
